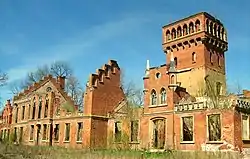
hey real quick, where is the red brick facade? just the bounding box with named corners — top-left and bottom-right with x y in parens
top-left (0, 12), bottom-right (250, 153)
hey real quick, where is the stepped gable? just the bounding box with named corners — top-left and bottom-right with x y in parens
top-left (13, 74), bottom-right (77, 111)
top-left (88, 59), bottom-right (120, 88)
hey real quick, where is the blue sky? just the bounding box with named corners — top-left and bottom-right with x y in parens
top-left (0, 0), bottom-right (249, 105)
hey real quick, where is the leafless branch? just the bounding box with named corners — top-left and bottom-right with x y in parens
top-left (0, 71), bottom-right (8, 87)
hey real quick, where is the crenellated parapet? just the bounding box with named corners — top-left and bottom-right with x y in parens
top-left (87, 60), bottom-right (120, 89)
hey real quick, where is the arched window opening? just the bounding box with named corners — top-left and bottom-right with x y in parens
top-left (221, 28), bottom-right (225, 40)
top-left (192, 52), bottom-right (196, 63)
top-left (177, 26), bottom-right (182, 38)
top-left (44, 95), bottom-right (49, 118)
top-left (217, 26), bottom-right (221, 39)
top-left (216, 82), bottom-right (222, 95)
top-left (209, 22), bottom-right (213, 35)
top-left (195, 20), bottom-right (201, 31)
top-left (189, 22), bottom-right (194, 33)
top-left (152, 119), bottom-right (165, 149)
top-left (151, 89), bottom-right (157, 105)
top-left (160, 88), bottom-right (167, 104)
top-left (171, 28), bottom-right (176, 39)
top-left (206, 20), bottom-right (209, 32)
top-left (171, 75), bottom-right (175, 84)
top-left (174, 57), bottom-right (177, 67)
top-left (213, 24), bottom-right (217, 37)
top-left (32, 97), bottom-right (36, 119)
top-left (166, 30), bottom-right (171, 41)
top-left (38, 96), bottom-right (42, 119)
top-left (183, 24), bottom-right (188, 36)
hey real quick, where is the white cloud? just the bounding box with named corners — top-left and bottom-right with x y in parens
top-left (0, 13), bottom-right (152, 104)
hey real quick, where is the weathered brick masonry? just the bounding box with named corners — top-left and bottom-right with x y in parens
top-left (1, 12), bottom-right (250, 153)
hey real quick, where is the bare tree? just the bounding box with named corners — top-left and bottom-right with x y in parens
top-left (65, 76), bottom-right (84, 111)
top-left (120, 69), bottom-right (143, 107)
top-left (9, 61), bottom-right (83, 109)
top-left (50, 61), bottom-right (72, 77)
top-left (0, 70), bottom-right (8, 87)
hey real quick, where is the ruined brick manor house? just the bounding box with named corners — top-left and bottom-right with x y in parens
top-left (1, 12), bottom-right (250, 152)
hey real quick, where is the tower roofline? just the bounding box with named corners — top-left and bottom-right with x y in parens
top-left (162, 12), bottom-right (223, 29)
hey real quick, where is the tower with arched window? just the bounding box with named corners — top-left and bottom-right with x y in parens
top-left (162, 12), bottom-right (228, 96)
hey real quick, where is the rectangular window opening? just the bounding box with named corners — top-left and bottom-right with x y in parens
top-left (30, 125), bottom-right (34, 140)
top-left (130, 120), bottom-right (139, 142)
top-left (43, 124), bottom-right (47, 140)
top-left (208, 114), bottom-right (221, 141)
top-left (64, 123), bottom-right (70, 141)
top-left (242, 115), bottom-right (249, 140)
top-left (54, 124), bottom-right (59, 141)
top-left (114, 121), bottom-right (122, 142)
top-left (77, 122), bottom-right (83, 142)
top-left (182, 116), bottom-right (194, 142)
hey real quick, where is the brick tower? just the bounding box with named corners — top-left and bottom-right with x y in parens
top-left (162, 12), bottom-right (228, 96)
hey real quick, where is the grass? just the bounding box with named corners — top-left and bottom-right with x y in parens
top-left (0, 143), bottom-right (243, 159)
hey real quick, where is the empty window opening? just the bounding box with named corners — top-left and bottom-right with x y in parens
top-left (114, 121), bottom-right (122, 142)
top-left (209, 22), bottom-right (213, 35)
top-left (242, 115), bottom-right (250, 140)
top-left (166, 30), bottom-right (171, 41)
top-left (130, 120), bottom-right (139, 142)
top-left (32, 98), bottom-right (36, 119)
top-left (38, 97), bottom-right (42, 119)
top-left (28, 104), bottom-right (31, 119)
top-left (19, 127), bottom-right (23, 142)
top-left (54, 124), bottom-right (59, 141)
top-left (177, 26), bottom-right (182, 37)
top-left (183, 24), bottom-right (188, 35)
top-left (155, 72), bottom-right (161, 79)
top-left (44, 95), bottom-right (49, 118)
top-left (151, 89), bottom-right (157, 105)
top-left (208, 114), bottom-right (221, 141)
top-left (171, 28), bottom-right (176, 39)
top-left (182, 117), bottom-right (194, 141)
top-left (15, 107), bottom-right (18, 123)
top-left (206, 20), bottom-right (209, 32)
top-left (153, 119), bottom-right (165, 149)
top-left (65, 123), bottom-right (70, 141)
top-left (195, 20), bottom-right (201, 31)
top-left (160, 88), bottom-right (167, 104)
top-left (189, 22), bottom-right (194, 33)
top-left (174, 57), bottom-right (177, 66)
top-left (192, 52), bottom-right (196, 63)
top-left (22, 106), bottom-right (25, 120)
top-left (13, 127), bottom-right (17, 142)
top-left (43, 124), bottom-right (47, 140)
top-left (77, 122), bottom-right (83, 141)
top-left (171, 75), bottom-right (175, 84)
top-left (30, 125), bottom-right (34, 140)
top-left (216, 82), bottom-right (222, 96)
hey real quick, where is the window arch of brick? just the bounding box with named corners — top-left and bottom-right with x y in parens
top-left (160, 88), bottom-right (167, 104)
top-left (166, 30), bottom-right (171, 41)
top-left (189, 22), bottom-right (194, 34)
top-left (217, 25), bottom-right (221, 39)
top-left (174, 57), bottom-right (177, 67)
top-left (177, 26), bottom-right (182, 38)
top-left (192, 52), bottom-right (196, 63)
top-left (205, 19), bottom-right (209, 32)
top-left (209, 22), bottom-right (213, 35)
top-left (195, 19), bottom-right (201, 31)
top-left (171, 75), bottom-right (175, 84)
top-left (221, 27), bottom-right (225, 40)
top-left (183, 24), bottom-right (188, 36)
top-left (213, 23), bottom-right (217, 37)
top-left (171, 28), bottom-right (176, 39)
top-left (151, 89), bottom-right (157, 105)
